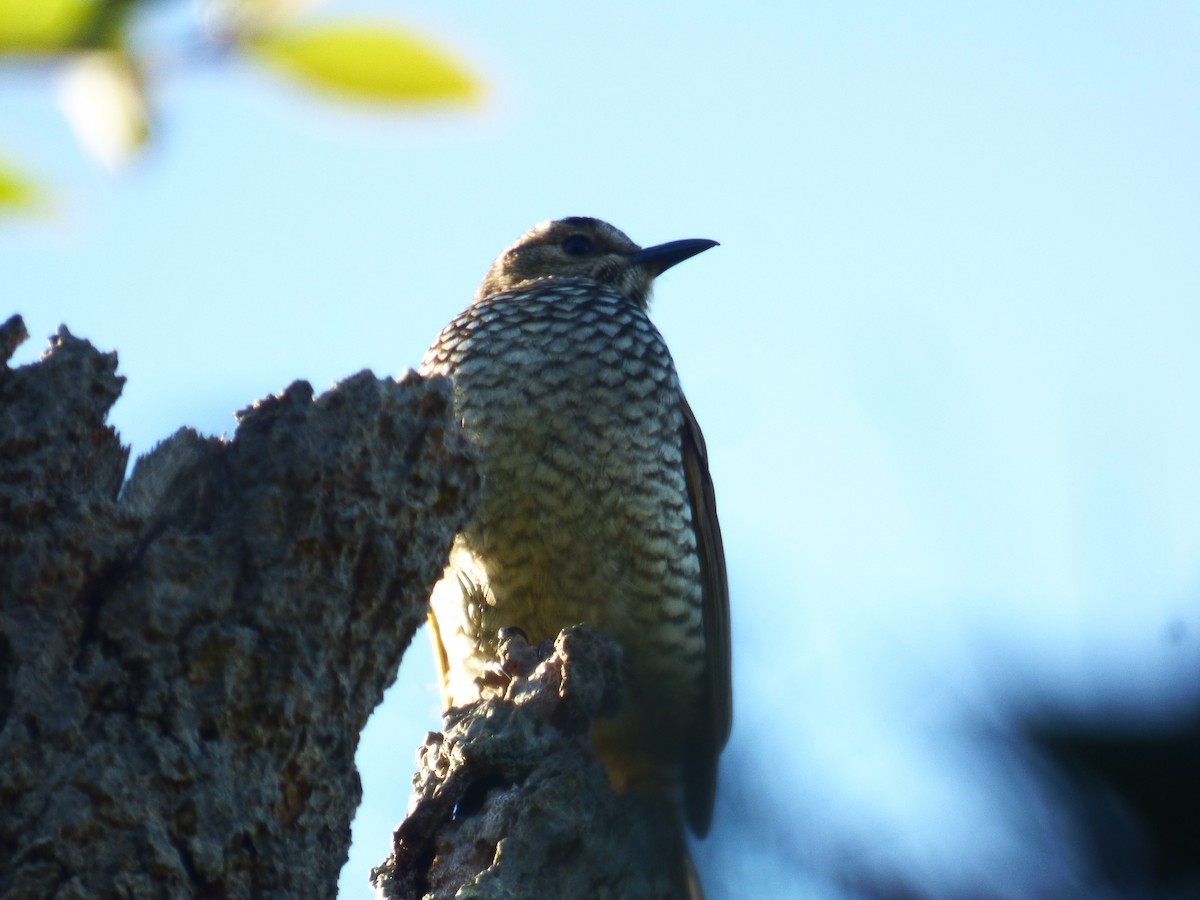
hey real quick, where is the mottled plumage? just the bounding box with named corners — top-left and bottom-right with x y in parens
top-left (420, 217), bottom-right (731, 844)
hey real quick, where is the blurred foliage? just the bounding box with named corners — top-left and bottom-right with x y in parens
top-left (0, 156), bottom-right (40, 210)
top-left (0, 0), bottom-right (96, 53)
top-left (0, 0), bottom-right (480, 213)
top-left (247, 23), bottom-right (479, 104)
top-left (58, 49), bottom-right (149, 171)
top-left (1028, 712), bottom-right (1200, 895)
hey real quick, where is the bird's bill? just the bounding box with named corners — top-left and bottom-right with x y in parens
top-left (631, 238), bottom-right (719, 276)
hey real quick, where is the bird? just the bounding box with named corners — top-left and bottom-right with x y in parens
top-left (420, 217), bottom-right (731, 891)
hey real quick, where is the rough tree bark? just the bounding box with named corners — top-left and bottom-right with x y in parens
top-left (371, 625), bottom-right (690, 900)
top-left (1, 315), bottom-right (693, 900)
top-left (0, 315), bottom-right (477, 897)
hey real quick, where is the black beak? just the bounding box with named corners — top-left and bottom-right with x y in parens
top-left (630, 238), bottom-right (719, 276)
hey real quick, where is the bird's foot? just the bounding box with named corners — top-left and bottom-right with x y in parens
top-left (477, 626), bottom-right (555, 697)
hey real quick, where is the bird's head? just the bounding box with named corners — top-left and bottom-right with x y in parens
top-left (475, 217), bottom-right (718, 308)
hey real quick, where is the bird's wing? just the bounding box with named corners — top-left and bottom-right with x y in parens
top-left (679, 393), bottom-right (732, 837)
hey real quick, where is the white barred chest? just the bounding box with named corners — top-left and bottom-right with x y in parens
top-left (421, 278), bottom-right (706, 707)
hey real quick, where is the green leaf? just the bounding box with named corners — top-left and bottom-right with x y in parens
top-left (246, 21), bottom-right (479, 105)
top-left (0, 157), bottom-right (41, 212)
top-left (0, 0), bottom-right (95, 54)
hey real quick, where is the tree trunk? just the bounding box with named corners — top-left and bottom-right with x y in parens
top-left (1, 314), bottom-right (690, 900)
top-left (0, 314), bottom-right (477, 898)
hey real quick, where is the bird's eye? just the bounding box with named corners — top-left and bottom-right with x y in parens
top-left (561, 235), bottom-right (593, 256)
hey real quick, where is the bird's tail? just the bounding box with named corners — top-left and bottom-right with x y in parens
top-left (683, 846), bottom-right (706, 900)
top-left (626, 789), bottom-right (708, 899)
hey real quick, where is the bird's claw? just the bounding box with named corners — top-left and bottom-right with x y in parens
top-left (476, 626), bottom-right (554, 697)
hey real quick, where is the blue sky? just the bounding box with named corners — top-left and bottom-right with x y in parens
top-left (4, 2), bottom-right (1200, 896)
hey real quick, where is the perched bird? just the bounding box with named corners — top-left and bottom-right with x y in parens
top-left (421, 217), bottom-right (731, 887)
